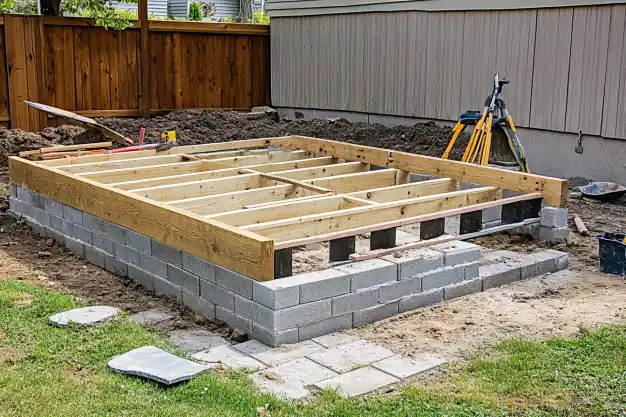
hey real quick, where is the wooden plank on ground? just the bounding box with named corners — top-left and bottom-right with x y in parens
top-left (275, 136), bottom-right (568, 207)
top-left (9, 157), bottom-right (274, 281)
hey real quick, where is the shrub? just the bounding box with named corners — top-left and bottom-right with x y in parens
top-left (188, 1), bottom-right (202, 21)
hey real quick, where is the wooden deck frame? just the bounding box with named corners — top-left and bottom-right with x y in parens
top-left (9, 136), bottom-right (568, 281)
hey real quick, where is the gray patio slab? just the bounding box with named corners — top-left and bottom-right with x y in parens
top-left (192, 345), bottom-right (267, 370)
top-left (245, 340), bottom-right (326, 367)
top-left (250, 357), bottom-right (338, 400)
top-left (312, 366), bottom-right (400, 397)
top-left (306, 340), bottom-right (395, 373)
top-left (49, 306), bottom-right (120, 327)
top-left (167, 330), bottom-right (229, 354)
top-left (312, 333), bottom-right (360, 348)
top-left (370, 354), bottom-right (447, 379)
top-left (108, 346), bottom-right (211, 385)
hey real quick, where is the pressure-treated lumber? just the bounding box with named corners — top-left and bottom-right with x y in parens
top-left (111, 157), bottom-right (335, 190)
top-left (246, 187), bottom-right (499, 241)
top-left (78, 150), bottom-right (310, 183)
top-left (274, 192), bottom-right (543, 249)
top-left (168, 169), bottom-right (398, 214)
top-left (19, 142), bottom-right (113, 157)
top-left (8, 157), bottom-right (274, 281)
top-left (271, 136), bottom-right (568, 207)
top-left (349, 178), bottom-right (458, 202)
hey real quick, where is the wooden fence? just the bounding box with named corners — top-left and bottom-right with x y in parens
top-left (0, 14), bottom-right (271, 131)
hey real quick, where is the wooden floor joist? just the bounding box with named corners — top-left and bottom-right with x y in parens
top-left (9, 136), bottom-right (567, 281)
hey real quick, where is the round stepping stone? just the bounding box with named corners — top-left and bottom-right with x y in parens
top-left (49, 306), bottom-right (121, 327)
top-left (108, 346), bottom-right (211, 385)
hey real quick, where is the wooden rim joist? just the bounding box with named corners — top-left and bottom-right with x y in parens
top-left (9, 136), bottom-right (568, 281)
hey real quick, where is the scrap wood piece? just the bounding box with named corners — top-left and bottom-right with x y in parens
top-left (19, 142), bottom-right (113, 158)
top-left (349, 235), bottom-right (458, 261)
top-left (25, 101), bottom-right (132, 146)
top-left (573, 214), bottom-right (589, 236)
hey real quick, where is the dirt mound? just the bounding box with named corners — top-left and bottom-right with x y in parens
top-left (0, 125), bottom-right (85, 168)
top-left (97, 110), bottom-right (468, 159)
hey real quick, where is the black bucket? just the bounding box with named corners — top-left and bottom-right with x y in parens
top-left (598, 232), bottom-right (626, 277)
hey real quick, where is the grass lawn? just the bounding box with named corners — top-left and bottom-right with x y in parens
top-left (0, 279), bottom-right (624, 417)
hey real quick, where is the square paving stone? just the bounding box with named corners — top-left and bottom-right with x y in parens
top-left (312, 333), bottom-right (360, 348)
top-left (370, 354), bottom-right (447, 379)
top-left (233, 340), bottom-right (272, 355)
top-left (168, 330), bottom-right (229, 354)
top-left (307, 340), bottom-right (395, 373)
top-left (245, 340), bottom-right (326, 366)
top-left (108, 346), bottom-right (211, 385)
top-left (49, 306), bottom-right (120, 327)
top-left (250, 357), bottom-right (338, 400)
top-left (312, 366), bottom-right (400, 397)
top-left (192, 345), bottom-right (266, 370)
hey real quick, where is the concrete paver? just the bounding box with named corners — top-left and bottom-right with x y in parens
top-left (167, 330), bottom-right (229, 354)
top-left (49, 306), bottom-right (120, 327)
top-left (306, 340), bottom-right (394, 373)
top-left (192, 345), bottom-right (266, 370)
top-left (371, 354), bottom-right (447, 379)
top-left (312, 366), bottom-right (400, 397)
top-left (312, 333), bottom-right (359, 348)
top-left (250, 357), bottom-right (338, 399)
top-left (108, 346), bottom-right (211, 385)
top-left (247, 340), bottom-right (326, 366)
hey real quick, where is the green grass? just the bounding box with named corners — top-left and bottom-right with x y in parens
top-left (0, 279), bottom-right (624, 417)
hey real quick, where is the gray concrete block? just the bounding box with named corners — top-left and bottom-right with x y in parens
top-left (274, 299), bottom-right (331, 331)
top-left (430, 241), bottom-right (480, 267)
top-left (253, 279), bottom-right (299, 310)
top-left (73, 225), bottom-right (93, 245)
top-left (9, 198), bottom-right (24, 216)
top-left (293, 268), bottom-right (350, 304)
top-left (378, 277), bottom-right (421, 303)
top-left (459, 181), bottom-right (482, 190)
top-left (139, 252), bottom-right (167, 279)
top-left (444, 277), bottom-right (482, 300)
top-left (537, 226), bottom-right (569, 243)
top-left (151, 240), bottom-right (181, 267)
top-left (482, 205), bottom-right (502, 223)
top-left (251, 324), bottom-right (299, 347)
top-left (545, 249), bottom-right (570, 271)
top-left (200, 279), bottom-right (236, 311)
top-left (383, 248), bottom-right (443, 280)
top-left (32, 207), bottom-right (50, 227)
top-left (540, 207), bottom-right (568, 228)
top-left (128, 264), bottom-right (155, 292)
top-left (444, 215), bottom-right (461, 236)
top-left (482, 220), bottom-right (502, 229)
top-left (9, 184), bottom-right (17, 199)
top-left (182, 252), bottom-right (216, 282)
top-left (331, 287), bottom-right (378, 316)
top-left (215, 306), bottom-right (253, 333)
top-left (481, 263), bottom-right (521, 289)
top-left (92, 233), bottom-right (114, 255)
top-left (183, 289), bottom-right (215, 319)
top-left (399, 288), bottom-right (443, 313)
top-left (168, 264), bottom-right (200, 294)
top-left (421, 263), bottom-right (466, 291)
top-left (82, 212), bottom-right (103, 232)
top-left (154, 276), bottom-right (183, 303)
top-left (114, 241), bottom-right (140, 266)
top-left (30, 193), bottom-right (45, 210)
top-left (464, 261), bottom-right (480, 280)
top-left (410, 173), bottom-right (439, 182)
top-left (44, 198), bottom-right (64, 218)
top-left (47, 229), bottom-right (66, 245)
top-left (298, 314), bottom-right (352, 342)
top-left (335, 259), bottom-right (397, 292)
top-left (102, 220), bottom-right (127, 243)
top-left (215, 265), bottom-right (253, 299)
top-left (353, 302), bottom-right (399, 327)
top-left (21, 203), bottom-right (36, 221)
top-left (16, 186), bottom-right (32, 205)
top-left (30, 222), bottom-right (48, 238)
top-left (234, 295), bottom-right (275, 330)
top-left (85, 245), bottom-right (106, 268)
top-left (126, 229), bottom-right (151, 255)
top-left (49, 214), bottom-right (74, 237)
top-left (65, 237), bottom-right (85, 258)
top-left (520, 250), bottom-right (565, 279)
top-left (62, 205), bottom-right (83, 225)
top-left (105, 253), bottom-right (128, 276)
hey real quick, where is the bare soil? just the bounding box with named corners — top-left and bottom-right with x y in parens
top-left (0, 110), bottom-right (624, 358)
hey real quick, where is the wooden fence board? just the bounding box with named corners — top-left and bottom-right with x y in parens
top-left (0, 31), bottom-right (8, 120)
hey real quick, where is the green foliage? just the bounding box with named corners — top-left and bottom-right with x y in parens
top-left (199, 0), bottom-right (215, 19)
top-left (61, 0), bottom-right (136, 29)
top-left (188, 1), bottom-right (202, 21)
top-left (252, 10), bottom-right (269, 24)
top-left (220, 15), bottom-right (232, 23)
top-left (0, 0), bottom-right (37, 14)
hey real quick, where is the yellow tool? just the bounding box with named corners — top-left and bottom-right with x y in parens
top-left (442, 72), bottom-right (530, 173)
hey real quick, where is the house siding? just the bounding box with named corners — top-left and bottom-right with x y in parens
top-left (168, 0), bottom-right (188, 18)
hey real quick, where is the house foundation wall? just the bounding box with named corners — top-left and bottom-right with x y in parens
top-left (9, 184), bottom-right (569, 347)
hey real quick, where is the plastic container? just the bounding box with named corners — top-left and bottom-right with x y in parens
top-left (598, 232), bottom-right (626, 277)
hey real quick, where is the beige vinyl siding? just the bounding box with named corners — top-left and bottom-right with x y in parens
top-left (271, 4), bottom-right (626, 139)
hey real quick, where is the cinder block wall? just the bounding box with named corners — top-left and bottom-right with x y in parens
top-left (9, 184), bottom-right (569, 346)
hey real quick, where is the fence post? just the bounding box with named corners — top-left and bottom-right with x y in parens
top-left (138, 0), bottom-right (150, 118)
